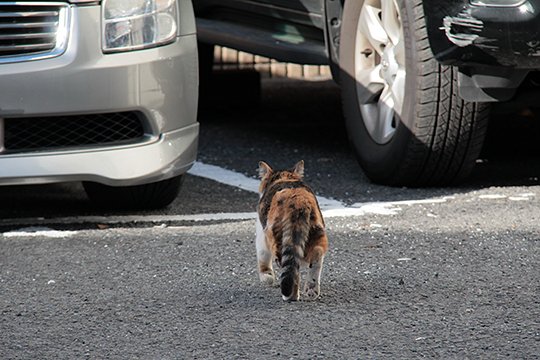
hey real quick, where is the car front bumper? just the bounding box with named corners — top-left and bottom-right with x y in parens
top-left (0, 2), bottom-right (199, 186)
top-left (0, 124), bottom-right (198, 186)
top-left (423, 0), bottom-right (540, 68)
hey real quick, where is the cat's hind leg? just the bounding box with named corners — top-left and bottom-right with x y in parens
top-left (303, 232), bottom-right (328, 300)
top-left (304, 247), bottom-right (324, 300)
top-left (256, 216), bottom-right (275, 286)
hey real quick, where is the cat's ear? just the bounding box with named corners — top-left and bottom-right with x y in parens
top-left (292, 160), bottom-right (304, 178)
top-left (258, 161), bottom-right (273, 179)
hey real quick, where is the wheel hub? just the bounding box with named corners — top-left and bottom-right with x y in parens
top-left (380, 46), bottom-right (399, 86)
top-left (354, 0), bottom-right (405, 145)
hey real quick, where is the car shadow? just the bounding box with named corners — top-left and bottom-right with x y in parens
top-left (468, 106), bottom-right (540, 187)
top-left (197, 72), bottom-right (540, 204)
top-left (1, 74), bottom-right (540, 222)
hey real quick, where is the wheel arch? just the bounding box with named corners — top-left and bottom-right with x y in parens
top-left (324, 0), bottom-right (345, 81)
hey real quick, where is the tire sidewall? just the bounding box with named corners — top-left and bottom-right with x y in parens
top-left (340, 0), bottom-right (419, 183)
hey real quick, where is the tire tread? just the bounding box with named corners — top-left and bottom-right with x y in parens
top-left (340, 0), bottom-right (489, 187)
top-left (395, 1), bottom-right (489, 186)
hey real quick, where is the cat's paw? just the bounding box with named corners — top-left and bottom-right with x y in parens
top-left (303, 283), bottom-right (320, 301)
top-left (259, 272), bottom-right (275, 286)
top-left (282, 293), bottom-right (300, 302)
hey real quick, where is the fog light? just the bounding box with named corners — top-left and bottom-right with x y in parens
top-left (470, 0), bottom-right (527, 7)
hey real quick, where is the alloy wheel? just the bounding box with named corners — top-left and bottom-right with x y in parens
top-left (354, 0), bottom-right (406, 145)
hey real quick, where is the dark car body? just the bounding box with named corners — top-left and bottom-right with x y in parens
top-left (195, 0), bottom-right (540, 101)
top-left (194, 0), bottom-right (329, 65)
top-left (424, 0), bottom-right (540, 101)
top-left (195, 0), bottom-right (540, 187)
top-left (425, 0), bottom-right (540, 68)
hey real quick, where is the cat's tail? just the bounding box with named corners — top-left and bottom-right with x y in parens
top-left (280, 206), bottom-right (311, 301)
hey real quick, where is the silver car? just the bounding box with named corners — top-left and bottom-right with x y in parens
top-left (0, 0), bottom-right (199, 209)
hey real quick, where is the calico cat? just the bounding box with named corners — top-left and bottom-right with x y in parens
top-left (256, 160), bottom-right (328, 301)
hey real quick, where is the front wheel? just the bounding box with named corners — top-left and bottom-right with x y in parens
top-left (340, 0), bottom-right (489, 186)
top-left (83, 175), bottom-right (184, 210)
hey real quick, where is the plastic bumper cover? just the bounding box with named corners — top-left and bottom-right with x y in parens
top-left (423, 0), bottom-right (540, 68)
top-left (0, 123), bottom-right (199, 186)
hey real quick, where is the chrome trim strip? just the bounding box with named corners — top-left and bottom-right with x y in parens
top-left (0, 2), bottom-right (71, 65)
top-left (470, 0), bottom-right (528, 7)
top-left (0, 22), bottom-right (59, 29)
top-left (0, 43), bottom-right (55, 52)
top-left (0, 33), bottom-right (55, 40)
top-left (0, 1), bottom-right (68, 6)
top-left (0, 119), bottom-right (5, 154)
top-left (0, 11), bottom-right (59, 17)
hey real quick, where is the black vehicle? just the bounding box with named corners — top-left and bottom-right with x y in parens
top-left (195, 0), bottom-right (540, 186)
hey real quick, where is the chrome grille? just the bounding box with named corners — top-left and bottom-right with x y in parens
top-left (2, 112), bottom-right (147, 153)
top-left (0, 2), bottom-right (69, 64)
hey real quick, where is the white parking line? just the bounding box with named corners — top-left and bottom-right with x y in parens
top-left (189, 161), bottom-right (344, 209)
top-left (189, 161), bottom-right (261, 193)
top-left (2, 227), bottom-right (78, 238)
top-left (189, 161), bottom-right (453, 218)
top-left (1, 213), bottom-right (259, 230)
top-left (1, 162), bottom-right (454, 231)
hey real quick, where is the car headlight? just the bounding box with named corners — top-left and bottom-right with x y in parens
top-left (103, 0), bottom-right (178, 53)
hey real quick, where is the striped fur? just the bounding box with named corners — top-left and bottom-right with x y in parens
top-left (256, 161), bottom-right (328, 301)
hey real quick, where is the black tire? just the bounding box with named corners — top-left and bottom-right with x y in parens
top-left (340, 0), bottom-right (489, 187)
top-left (83, 175), bottom-right (184, 210)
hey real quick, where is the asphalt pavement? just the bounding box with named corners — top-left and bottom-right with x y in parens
top-left (1, 74), bottom-right (539, 359)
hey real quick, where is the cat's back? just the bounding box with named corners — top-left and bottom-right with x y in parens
top-left (266, 183), bottom-right (322, 225)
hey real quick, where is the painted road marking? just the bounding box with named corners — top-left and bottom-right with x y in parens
top-left (3, 227), bottom-right (78, 238)
top-left (3, 161), bottom-right (533, 232)
top-left (189, 161), bottom-right (454, 217)
top-left (189, 161), bottom-right (344, 209)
